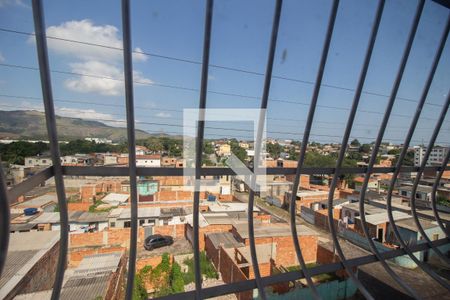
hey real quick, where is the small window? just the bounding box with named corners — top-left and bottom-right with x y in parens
top-left (433, 234), bottom-right (439, 241)
top-left (401, 191), bottom-right (407, 196)
top-left (139, 220), bottom-right (145, 226)
top-left (110, 222), bottom-right (115, 228)
top-left (42, 160), bottom-right (47, 163)
top-left (124, 221), bottom-right (131, 228)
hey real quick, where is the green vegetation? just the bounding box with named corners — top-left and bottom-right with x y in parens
top-left (132, 273), bottom-right (148, 300)
top-left (0, 141), bottom-right (49, 165)
top-left (170, 262), bottom-right (185, 293)
top-left (182, 251), bottom-right (218, 284)
top-left (137, 253), bottom-right (188, 297)
top-left (267, 142), bottom-right (284, 159)
top-left (437, 195), bottom-right (450, 207)
top-left (137, 137), bottom-right (182, 157)
top-left (229, 139), bottom-right (248, 162)
top-left (350, 139), bottom-right (361, 147)
top-left (60, 139), bottom-right (127, 155)
top-left (88, 199), bottom-right (114, 212)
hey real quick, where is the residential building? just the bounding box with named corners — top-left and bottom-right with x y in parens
top-left (414, 145), bottom-right (448, 166)
top-left (24, 156), bottom-right (52, 168)
top-left (84, 137), bottom-right (112, 144)
top-left (217, 143), bottom-right (231, 156)
top-left (136, 154), bottom-right (161, 167)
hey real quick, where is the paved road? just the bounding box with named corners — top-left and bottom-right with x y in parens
top-left (234, 191), bottom-right (450, 299)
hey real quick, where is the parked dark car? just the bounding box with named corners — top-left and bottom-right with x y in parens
top-left (144, 234), bottom-right (174, 250)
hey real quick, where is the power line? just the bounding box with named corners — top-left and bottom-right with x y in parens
top-left (0, 26), bottom-right (444, 108)
top-left (1, 104), bottom-right (448, 144)
top-left (1, 94), bottom-right (449, 132)
top-left (0, 62), bottom-right (447, 124)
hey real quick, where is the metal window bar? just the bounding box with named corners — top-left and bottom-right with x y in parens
top-left (288, 0), bottom-right (340, 299)
top-left (121, 0), bottom-right (140, 299)
top-left (356, 0), bottom-right (425, 298)
top-left (326, 1), bottom-right (385, 299)
top-left (0, 1), bottom-right (449, 300)
top-left (431, 149), bottom-right (450, 237)
top-left (193, 0), bottom-right (214, 298)
top-left (31, 1), bottom-right (69, 299)
top-left (408, 92), bottom-right (450, 265)
top-left (247, 1), bottom-right (282, 299)
top-left (0, 161), bottom-right (10, 277)
top-left (385, 12), bottom-right (450, 291)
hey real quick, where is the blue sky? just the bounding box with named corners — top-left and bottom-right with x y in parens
top-left (0, 0), bottom-right (449, 145)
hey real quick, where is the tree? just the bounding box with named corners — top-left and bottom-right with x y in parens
top-left (266, 142), bottom-right (283, 159)
top-left (350, 139), bottom-right (361, 147)
top-left (203, 141), bottom-right (214, 155)
top-left (229, 139), bottom-right (248, 162)
top-left (359, 144), bottom-right (371, 154)
top-left (0, 141), bottom-right (49, 164)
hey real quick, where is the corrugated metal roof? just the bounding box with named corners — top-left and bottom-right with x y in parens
top-left (354, 211), bottom-right (411, 225)
top-left (13, 194), bottom-right (57, 208)
top-left (60, 275), bottom-right (110, 300)
top-left (118, 207), bottom-right (160, 219)
top-left (233, 223), bottom-right (317, 239)
top-left (77, 212), bottom-right (109, 223)
top-left (0, 250), bottom-right (37, 289)
top-left (10, 223), bottom-right (36, 231)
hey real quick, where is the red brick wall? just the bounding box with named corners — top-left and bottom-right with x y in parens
top-left (316, 245), bottom-right (349, 278)
top-left (70, 231), bottom-right (104, 247)
top-left (230, 225), bottom-right (318, 267)
top-left (186, 224), bottom-right (233, 250)
top-left (69, 228), bottom-right (146, 249)
top-left (249, 236), bottom-right (317, 267)
top-left (80, 185), bottom-right (96, 202)
top-left (218, 247), bottom-right (252, 300)
top-left (153, 224), bottom-right (185, 238)
top-left (68, 247), bottom-right (125, 267)
top-left (67, 202), bottom-right (91, 211)
top-left (314, 209), bottom-right (340, 232)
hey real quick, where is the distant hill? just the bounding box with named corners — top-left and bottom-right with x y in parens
top-left (0, 110), bottom-right (154, 142)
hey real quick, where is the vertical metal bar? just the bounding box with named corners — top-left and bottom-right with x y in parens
top-left (0, 160), bottom-right (10, 277)
top-left (193, 0), bottom-right (214, 298)
top-left (326, 1), bottom-right (385, 299)
top-left (31, 1), bottom-right (69, 299)
top-left (386, 14), bottom-right (450, 291)
top-left (356, 1), bottom-right (425, 298)
top-left (289, 1), bottom-right (339, 299)
top-left (247, 1), bottom-right (282, 299)
top-left (121, 1), bottom-right (139, 299)
top-left (409, 92), bottom-right (450, 265)
top-left (430, 148), bottom-right (450, 237)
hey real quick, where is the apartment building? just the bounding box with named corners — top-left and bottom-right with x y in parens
top-left (414, 145), bottom-right (448, 166)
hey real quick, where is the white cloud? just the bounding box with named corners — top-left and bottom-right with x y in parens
top-left (64, 61), bottom-right (152, 96)
top-left (0, 0), bottom-right (29, 8)
top-left (56, 107), bottom-right (125, 126)
top-left (40, 19), bottom-right (147, 62)
top-left (156, 112), bottom-right (172, 118)
top-left (0, 51), bottom-right (5, 62)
